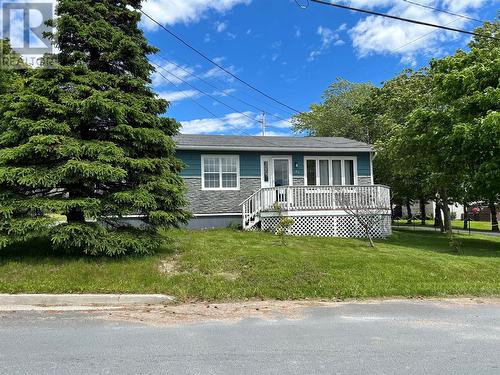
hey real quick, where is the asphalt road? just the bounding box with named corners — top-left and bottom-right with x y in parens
top-left (1, 300), bottom-right (499, 375)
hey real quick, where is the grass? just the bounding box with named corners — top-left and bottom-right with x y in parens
top-left (394, 219), bottom-right (494, 231)
top-left (1, 229), bottom-right (500, 301)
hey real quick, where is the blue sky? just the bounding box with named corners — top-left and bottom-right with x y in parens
top-left (141, 0), bottom-right (498, 136)
top-left (2, 0), bottom-right (497, 136)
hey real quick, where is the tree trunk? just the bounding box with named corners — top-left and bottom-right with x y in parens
top-left (463, 204), bottom-right (468, 230)
top-left (490, 201), bottom-right (499, 232)
top-left (441, 202), bottom-right (452, 233)
top-left (406, 199), bottom-right (412, 224)
top-left (365, 225), bottom-right (375, 248)
top-left (420, 198), bottom-right (426, 226)
top-left (66, 207), bottom-right (85, 223)
top-left (434, 201), bottom-right (444, 231)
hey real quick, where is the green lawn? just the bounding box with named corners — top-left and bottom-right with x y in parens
top-left (395, 219), bottom-right (494, 231)
top-left (1, 229), bottom-right (499, 301)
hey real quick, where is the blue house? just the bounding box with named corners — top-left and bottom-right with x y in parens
top-left (174, 135), bottom-right (391, 238)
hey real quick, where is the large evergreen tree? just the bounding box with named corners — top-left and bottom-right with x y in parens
top-left (0, 1), bottom-right (189, 255)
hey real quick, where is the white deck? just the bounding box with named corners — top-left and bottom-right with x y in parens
top-left (240, 185), bottom-right (391, 232)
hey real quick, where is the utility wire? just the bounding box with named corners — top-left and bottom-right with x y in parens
top-left (154, 64), bottom-right (257, 124)
top-left (308, 0), bottom-right (499, 41)
top-left (158, 71), bottom-right (221, 119)
top-left (151, 48), bottom-right (295, 117)
top-left (295, 0), bottom-right (310, 9)
top-left (156, 66), bottom-right (355, 144)
top-left (392, 17), bottom-right (461, 52)
top-left (154, 54), bottom-right (295, 125)
top-left (155, 70), bottom-right (363, 145)
top-left (401, 0), bottom-right (484, 24)
top-left (140, 9), bottom-right (303, 114)
top-left (152, 64), bottom-right (286, 147)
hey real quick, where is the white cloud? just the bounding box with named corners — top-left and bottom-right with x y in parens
top-left (142, 0), bottom-right (251, 30)
top-left (204, 33), bottom-right (211, 43)
top-left (336, 23), bottom-right (348, 32)
top-left (212, 88), bottom-right (237, 97)
top-left (261, 130), bottom-right (291, 137)
top-left (308, 26), bottom-right (344, 61)
top-left (318, 26), bottom-right (338, 47)
top-left (268, 117), bottom-right (293, 129)
top-left (294, 26), bottom-right (302, 38)
top-left (271, 40), bottom-right (283, 49)
top-left (215, 21), bottom-right (227, 32)
top-left (202, 58), bottom-right (237, 82)
top-left (158, 90), bottom-right (199, 102)
top-left (180, 111), bottom-right (256, 134)
top-left (344, 0), bottom-right (487, 63)
top-left (151, 60), bottom-right (195, 87)
top-left (213, 56), bottom-right (226, 64)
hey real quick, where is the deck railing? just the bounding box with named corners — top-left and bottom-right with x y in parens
top-left (240, 185), bottom-right (391, 230)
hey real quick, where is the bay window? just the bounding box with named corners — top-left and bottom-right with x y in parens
top-left (305, 157), bottom-right (357, 186)
top-left (202, 155), bottom-right (239, 190)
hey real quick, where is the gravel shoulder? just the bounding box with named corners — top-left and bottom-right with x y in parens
top-left (97, 297), bottom-right (500, 326)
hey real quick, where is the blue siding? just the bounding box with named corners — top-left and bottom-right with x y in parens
top-left (176, 151), bottom-right (202, 177)
top-left (177, 150), bottom-right (372, 178)
top-left (239, 152), bottom-right (260, 177)
top-left (356, 152), bottom-right (371, 177)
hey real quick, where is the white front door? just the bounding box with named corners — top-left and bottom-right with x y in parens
top-left (261, 156), bottom-right (292, 188)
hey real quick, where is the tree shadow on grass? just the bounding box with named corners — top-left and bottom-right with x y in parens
top-left (0, 237), bottom-right (175, 265)
top-left (388, 229), bottom-right (500, 258)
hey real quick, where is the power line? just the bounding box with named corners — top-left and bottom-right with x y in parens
top-left (295, 0), bottom-right (310, 9)
top-left (308, 0), bottom-right (499, 41)
top-left (154, 64), bottom-right (256, 124)
top-left (155, 72), bottom-right (363, 144)
top-left (156, 67), bottom-right (341, 142)
top-left (401, 0), bottom-right (484, 24)
top-left (157, 71), bottom-right (221, 119)
top-left (152, 64), bottom-right (286, 147)
top-left (139, 8), bottom-right (303, 114)
top-left (151, 48), bottom-right (296, 117)
top-left (153, 54), bottom-right (294, 125)
top-left (392, 17), bottom-right (461, 52)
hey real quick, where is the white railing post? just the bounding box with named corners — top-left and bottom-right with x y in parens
top-left (240, 185), bottom-right (391, 231)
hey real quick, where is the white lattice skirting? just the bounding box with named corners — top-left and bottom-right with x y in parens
top-left (261, 215), bottom-right (392, 238)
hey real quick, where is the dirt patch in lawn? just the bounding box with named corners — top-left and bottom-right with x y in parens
top-left (158, 256), bottom-right (179, 275)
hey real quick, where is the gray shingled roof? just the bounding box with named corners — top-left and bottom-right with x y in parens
top-left (174, 135), bottom-right (373, 152)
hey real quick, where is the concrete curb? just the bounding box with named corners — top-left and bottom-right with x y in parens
top-left (0, 294), bottom-right (175, 308)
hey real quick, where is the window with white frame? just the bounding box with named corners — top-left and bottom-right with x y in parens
top-left (304, 157), bottom-right (357, 186)
top-left (202, 155), bottom-right (239, 190)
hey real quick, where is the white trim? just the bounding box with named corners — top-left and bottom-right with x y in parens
top-left (304, 156), bottom-right (358, 186)
top-left (260, 155), bottom-right (293, 189)
top-left (201, 154), bottom-right (240, 191)
top-left (370, 152), bottom-right (375, 185)
top-left (177, 146), bottom-right (372, 152)
top-left (260, 210), bottom-right (392, 217)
